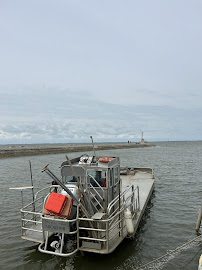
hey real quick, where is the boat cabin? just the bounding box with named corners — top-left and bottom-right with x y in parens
top-left (60, 155), bottom-right (121, 214)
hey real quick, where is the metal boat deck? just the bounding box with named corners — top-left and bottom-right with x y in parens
top-left (121, 168), bottom-right (154, 235)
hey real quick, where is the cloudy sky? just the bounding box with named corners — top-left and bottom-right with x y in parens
top-left (0, 0), bottom-right (202, 144)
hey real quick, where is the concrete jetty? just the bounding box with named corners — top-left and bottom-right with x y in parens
top-left (0, 142), bottom-right (154, 159)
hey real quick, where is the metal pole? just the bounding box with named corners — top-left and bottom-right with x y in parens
top-left (29, 161), bottom-right (36, 213)
top-left (21, 189), bottom-right (24, 207)
top-left (42, 164), bottom-right (79, 204)
top-left (137, 186), bottom-right (140, 210)
top-left (106, 220), bottom-right (109, 251)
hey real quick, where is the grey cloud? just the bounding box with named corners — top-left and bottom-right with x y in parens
top-left (0, 88), bottom-right (202, 144)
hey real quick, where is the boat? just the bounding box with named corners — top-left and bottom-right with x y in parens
top-left (16, 151), bottom-right (154, 257)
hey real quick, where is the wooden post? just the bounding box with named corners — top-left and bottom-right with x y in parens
top-left (196, 204), bottom-right (202, 232)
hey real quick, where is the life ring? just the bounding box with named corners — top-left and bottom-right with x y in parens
top-left (98, 157), bottom-right (114, 163)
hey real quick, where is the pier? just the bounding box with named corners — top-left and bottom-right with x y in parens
top-left (0, 142), bottom-right (154, 158)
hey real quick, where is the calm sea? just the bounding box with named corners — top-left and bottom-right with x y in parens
top-left (1, 141), bottom-right (202, 270)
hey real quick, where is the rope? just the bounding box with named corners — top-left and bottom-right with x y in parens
top-left (179, 246), bottom-right (202, 270)
top-left (134, 234), bottom-right (202, 270)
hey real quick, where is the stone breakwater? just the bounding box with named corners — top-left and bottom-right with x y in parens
top-left (0, 142), bottom-right (154, 158)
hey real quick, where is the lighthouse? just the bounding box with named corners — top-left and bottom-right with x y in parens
top-left (141, 131), bottom-right (145, 144)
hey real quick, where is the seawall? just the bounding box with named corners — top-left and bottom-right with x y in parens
top-left (0, 142), bottom-right (154, 159)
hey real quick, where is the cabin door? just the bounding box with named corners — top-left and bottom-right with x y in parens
top-left (109, 168), bottom-right (114, 203)
top-left (108, 167), bottom-right (119, 205)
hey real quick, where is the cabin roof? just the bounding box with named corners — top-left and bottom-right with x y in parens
top-left (61, 155), bottom-right (120, 170)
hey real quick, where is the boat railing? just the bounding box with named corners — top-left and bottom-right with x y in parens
top-left (78, 203), bottom-right (127, 253)
top-left (120, 166), bottom-right (154, 179)
top-left (21, 194), bottom-right (45, 242)
top-left (89, 185), bottom-right (105, 212)
top-left (77, 185), bottom-right (140, 253)
top-left (34, 185), bottom-right (60, 200)
top-left (107, 185), bottom-right (139, 218)
top-left (107, 186), bottom-right (130, 216)
top-left (21, 185), bottom-right (61, 242)
top-left (134, 167), bottom-right (154, 179)
top-left (38, 204), bottom-right (80, 257)
top-left (87, 175), bottom-right (105, 212)
top-left (21, 193), bottom-right (80, 257)
top-left (20, 182), bottom-right (140, 256)
top-left (123, 185), bottom-right (140, 214)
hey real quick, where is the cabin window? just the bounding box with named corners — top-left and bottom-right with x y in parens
top-left (62, 176), bottom-right (78, 184)
top-left (87, 170), bottom-right (106, 187)
top-left (109, 169), bottom-right (113, 187)
top-left (114, 167), bottom-right (119, 185)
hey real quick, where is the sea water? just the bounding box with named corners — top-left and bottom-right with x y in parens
top-left (1, 141), bottom-right (202, 270)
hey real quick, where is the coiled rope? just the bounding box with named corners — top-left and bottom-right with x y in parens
top-left (134, 234), bottom-right (202, 270)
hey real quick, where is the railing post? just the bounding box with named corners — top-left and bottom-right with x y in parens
top-left (77, 205), bottom-right (80, 250)
top-left (106, 220), bottom-right (109, 251)
top-left (131, 185), bottom-right (134, 212)
top-left (121, 211), bottom-right (124, 238)
top-left (60, 233), bottom-right (65, 253)
top-left (21, 210), bottom-right (24, 236)
top-left (137, 186), bottom-right (140, 210)
top-left (44, 231), bottom-right (49, 251)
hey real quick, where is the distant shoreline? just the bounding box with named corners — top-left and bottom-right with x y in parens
top-left (0, 142), bottom-right (155, 159)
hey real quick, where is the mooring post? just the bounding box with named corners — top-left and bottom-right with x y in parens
top-left (196, 203), bottom-right (202, 232)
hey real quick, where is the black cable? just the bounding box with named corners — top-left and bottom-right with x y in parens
top-left (179, 246), bottom-right (202, 270)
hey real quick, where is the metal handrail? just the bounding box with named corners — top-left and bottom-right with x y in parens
top-left (79, 226), bottom-right (106, 232)
top-left (89, 182), bottom-right (104, 201)
top-left (38, 204), bottom-right (80, 257)
top-left (124, 185), bottom-right (140, 211)
top-left (21, 191), bottom-right (46, 235)
top-left (77, 184), bottom-right (139, 251)
top-left (78, 204), bottom-right (127, 251)
top-left (86, 174), bottom-right (105, 213)
top-left (79, 236), bottom-right (106, 242)
top-left (22, 226), bottom-right (42, 233)
top-left (21, 195), bottom-right (44, 211)
top-left (108, 215), bottom-right (124, 232)
top-left (107, 185), bottom-right (134, 215)
top-left (89, 190), bottom-right (104, 211)
top-left (87, 175), bottom-right (105, 199)
top-left (34, 185), bottom-right (60, 200)
top-left (79, 207), bottom-right (125, 227)
top-left (38, 244), bottom-right (78, 257)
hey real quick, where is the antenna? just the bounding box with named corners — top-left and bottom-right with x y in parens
top-left (90, 136), bottom-right (97, 160)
